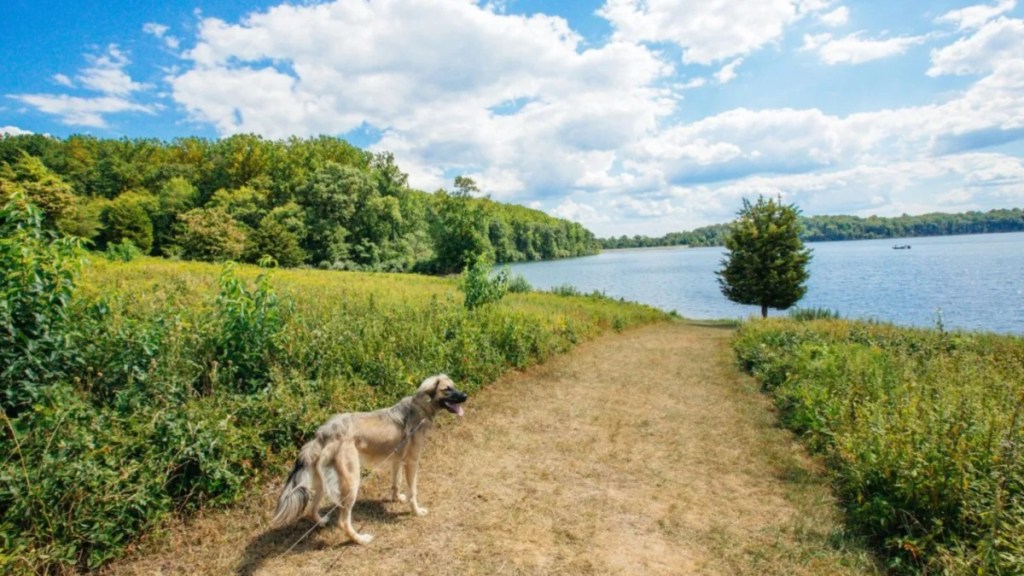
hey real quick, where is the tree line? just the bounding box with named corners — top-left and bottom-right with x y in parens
top-left (0, 133), bottom-right (598, 273)
top-left (600, 208), bottom-right (1024, 249)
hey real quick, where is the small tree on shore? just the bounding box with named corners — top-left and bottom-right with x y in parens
top-left (716, 196), bottom-right (811, 318)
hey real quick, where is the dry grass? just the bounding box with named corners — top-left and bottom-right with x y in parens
top-left (103, 321), bottom-right (878, 575)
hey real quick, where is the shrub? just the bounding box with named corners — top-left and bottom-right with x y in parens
top-left (459, 256), bottom-right (509, 310)
top-left (207, 263), bottom-right (287, 393)
top-left (550, 283), bottom-right (581, 297)
top-left (733, 318), bottom-right (1024, 574)
top-left (104, 238), bottom-right (143, 262)
top-left (0, 195), bottom-right (85, 416)
top-left (506, 273), bottom-right (532, 293)
top-left (788, 306), bottom-right (840, 321)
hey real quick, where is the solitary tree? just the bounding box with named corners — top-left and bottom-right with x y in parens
top-left (716, 196), bottom-right (812, 318)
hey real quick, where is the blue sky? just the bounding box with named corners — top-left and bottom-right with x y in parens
top-left (2, 0), bottom-right (1023, 237)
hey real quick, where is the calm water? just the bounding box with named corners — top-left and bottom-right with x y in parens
top-left (507, 232), bottom-right (1024, 335)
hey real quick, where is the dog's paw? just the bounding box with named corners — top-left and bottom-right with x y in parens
top-left (352, 532), bottom-right (375, 545)
top-left (396, 493), bottom-right (408, 504)
top-left (413, 506), bottom-right (429, 517)
top-left (306, 513), bottom-right (329, 527)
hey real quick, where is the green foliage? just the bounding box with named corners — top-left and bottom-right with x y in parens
top-left (733, 319), bottom-right (1024, 574)
top-left (174, 207), bottom-right (247, 262)
top-left (428, 180), bottom-right (492, 274)
top-left (717, 196), bottom-right (812, 318)
top-left (104, 238), bottom-right (143, 262)
top-left (1, 153), bottom-right (78, 227)
top-left (460, 256), bottom-right (510, 310)
top-left (506, 273), bottom-right (532, 294)
top-left (208, 264), bottom-right (286, 393)
top-left (101, 192), bottom-right (155, 254)
top-left (788, 306), bottom-right (840, 321)
top-left (0, 195), bottom-right (85, 416)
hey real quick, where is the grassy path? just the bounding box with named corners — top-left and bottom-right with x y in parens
top-left (106, 321), bottom-right (876, 575)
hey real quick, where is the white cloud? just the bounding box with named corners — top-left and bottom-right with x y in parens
top-left (937, 0), bottom-right (1016, 31)
top-left (8, 44), bottom-right (156, 128)
top-left (928, 16), bottom-right (1024, 76)
top-left (1, 126), bottom-right (33, 136)
top-left (144, 22), bottom-right (181, 50)
top-left (170, 0), bottom-right (674, 202)
top-left (597, 0), bottom-right (807, 64)
top-left (819, 6), bottom-right (849, 27)
top-left (78, 45), bottom-right (149, 96)
top-left (8, 94), bottom-right (156, 128)
top-left (550, 197), bottom-right (606, 224)
top-left (714, 58), bottom-right (743, 84)
top-left (52, 74), bottom-right (74, 88)
top-left (802, 32), bottom-right (928, 65)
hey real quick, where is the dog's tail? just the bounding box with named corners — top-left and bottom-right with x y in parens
top-left (270, 439), bottom-right (321, 528)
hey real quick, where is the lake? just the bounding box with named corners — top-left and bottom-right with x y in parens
top-left (507, 232), bottom-right (1024, 335)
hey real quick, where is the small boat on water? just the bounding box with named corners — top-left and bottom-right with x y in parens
top-left (893, 244), bottom-right (911, 250)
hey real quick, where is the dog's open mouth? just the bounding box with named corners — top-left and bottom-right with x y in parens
top-left (441, 398), bottom-right (466, 417)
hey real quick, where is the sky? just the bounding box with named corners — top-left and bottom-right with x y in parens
top-left (2, 0), bottom-right (1024, 237)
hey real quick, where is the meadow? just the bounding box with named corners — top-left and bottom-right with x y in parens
top-left (0, 246), bottom-right (667, 574)
top-left (733, 318), bottom-right (1024, 574)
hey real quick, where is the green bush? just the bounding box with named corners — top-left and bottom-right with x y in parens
top-left (788, 306), bottom-right (840, 321)
top-left (208, 263), bottom-right (287, 394)
top-left (733, 318), bottom-right (1024, 574)
top-left (0, 195), bottom-right (85, 416)
top-left (104, 238), bottom-right (143, 262)
top-left (459, 256), bottom-right (509, 310)
top-left (506, 272), bottom-right (532, 293)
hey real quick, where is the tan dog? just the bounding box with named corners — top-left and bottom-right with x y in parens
top-left (270, 375), bottom-right (467, 544)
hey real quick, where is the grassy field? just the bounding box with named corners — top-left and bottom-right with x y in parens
top-left (1, 256), bottom-right (668, 574)
top-left (733, 318), bottom-right (1024, 574)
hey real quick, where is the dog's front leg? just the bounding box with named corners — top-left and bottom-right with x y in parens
top-left (403, 458), bottom-right (428, 516)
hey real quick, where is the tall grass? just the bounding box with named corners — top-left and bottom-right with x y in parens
top-left (0, 256), bottom-right (668, 574)
top-left (733, 318), bottom-right (1024, 574)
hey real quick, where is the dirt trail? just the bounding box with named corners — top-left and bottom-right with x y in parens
top-left (106, 321), bottom-right (876, 575)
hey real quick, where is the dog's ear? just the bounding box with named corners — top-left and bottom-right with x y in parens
top-left (417, 375), bottom-right (441, 398)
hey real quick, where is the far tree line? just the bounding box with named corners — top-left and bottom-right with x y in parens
top-left (600, 208), bottom-right (1024, 249)
top-left (0, 133), bottom-right (599, 273)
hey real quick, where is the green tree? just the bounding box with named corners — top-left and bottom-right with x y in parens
top-left (175, 207), bottom-right (247, 262)
top-left (300, 162), bottom-right (359, 267)
top-left (429, 177), bottom-right (491, 274)
top-left (101, 192), bottom-right (156, 253)
top-left (1, 153), bottom-right (78, 228)
top-left (246, 203), bottom-right (307, 267)
top-left (716, 196), bottom-right (812, 318)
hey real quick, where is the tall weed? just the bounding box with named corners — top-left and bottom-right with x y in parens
top-left (733, 318), bottom-right (1024, 574)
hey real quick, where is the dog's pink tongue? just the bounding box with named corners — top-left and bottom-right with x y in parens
top-left (455, 404), bottom-right (465, 417)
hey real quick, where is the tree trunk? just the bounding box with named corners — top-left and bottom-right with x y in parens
top-left (761, 303), bottom-right (768, 318)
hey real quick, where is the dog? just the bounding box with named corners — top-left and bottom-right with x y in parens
top-left (270, 374), bottom-right (467, 544)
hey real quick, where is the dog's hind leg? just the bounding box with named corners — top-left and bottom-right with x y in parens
top-left (336, 443), bottom-right (374, 545)
top-left (303, 461), bottom-right (328, 526)
top-left (389, 456), bottom-right (406, 503)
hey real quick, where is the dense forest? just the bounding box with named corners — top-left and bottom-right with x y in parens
top-left (600, 208), bottom-right (1024, 249)
top-left (0, 133), bottom-right (599, 273)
